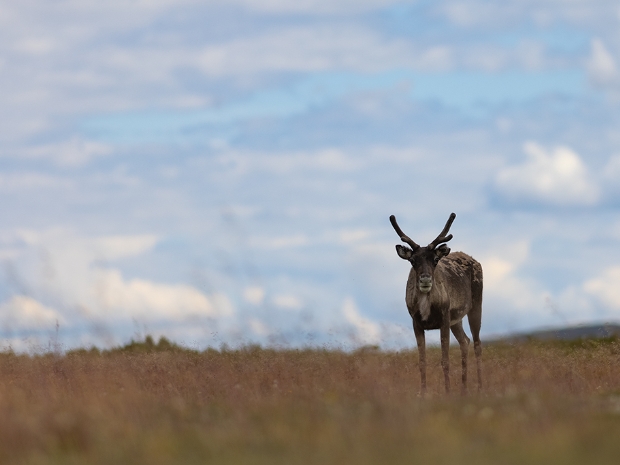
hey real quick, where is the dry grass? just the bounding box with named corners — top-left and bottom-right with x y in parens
top-left (0, 337), bottom-right (619, 464)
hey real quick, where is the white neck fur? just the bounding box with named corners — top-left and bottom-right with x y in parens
top-left (418, 293), bottom-right (431, 321)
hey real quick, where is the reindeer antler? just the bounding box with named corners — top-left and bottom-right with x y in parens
top-left (389, 215), bottom-right (420, 250)
top-left (428, 213), bottom-right (456, 250)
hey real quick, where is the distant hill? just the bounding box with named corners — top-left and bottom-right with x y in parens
top-left (491, 323), bottom-right (620, 343)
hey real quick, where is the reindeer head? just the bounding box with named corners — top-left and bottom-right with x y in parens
top-left (390, 213), bottom-right (455, 293)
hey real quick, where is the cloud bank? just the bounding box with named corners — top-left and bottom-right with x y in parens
top-left (495, 142), bottom-right (599, 207)
top-left (1, 1), bottom-right (620, 349)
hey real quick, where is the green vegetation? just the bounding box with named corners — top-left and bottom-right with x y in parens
top-left (67, 335), bottom-right (196, 356)
top-left (0, 337), bottom-right (618, 464)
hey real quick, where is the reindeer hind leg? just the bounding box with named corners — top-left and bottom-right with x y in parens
top-left (451, 320), bottom-right (470, 395)
top-left (440, 322), bottom-right (451, 394)
top-left (467, 296), bottom-right (483, 392)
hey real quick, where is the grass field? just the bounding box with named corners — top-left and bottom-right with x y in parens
top-left (0, 336), bottom-right (619, 464)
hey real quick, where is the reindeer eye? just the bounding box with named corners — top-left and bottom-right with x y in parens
top-left (434, 256), bottom-right (440, 264)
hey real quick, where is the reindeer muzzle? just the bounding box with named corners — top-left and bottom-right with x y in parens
top-left (418, 275), bottom-right (432, 293)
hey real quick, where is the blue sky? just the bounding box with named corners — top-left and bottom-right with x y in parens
top-left (83, 69), bottom-right (587, 143)
top-left (2, 0), bottom-right (620, 350)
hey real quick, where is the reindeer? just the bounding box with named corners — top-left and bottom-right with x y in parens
top-left (390, 213), bottom-right (483, 395)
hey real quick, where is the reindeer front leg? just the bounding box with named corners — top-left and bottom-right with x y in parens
top-left (440, 320), bottom-right (451, 394)
top-left (413, 321), bottom-right (426, 396)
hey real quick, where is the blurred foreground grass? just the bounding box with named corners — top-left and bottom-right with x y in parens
top-left (0, 337), bottom-right (619, 464)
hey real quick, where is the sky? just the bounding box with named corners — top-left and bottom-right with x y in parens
top-left (2, 0), bottom-right (620, 350)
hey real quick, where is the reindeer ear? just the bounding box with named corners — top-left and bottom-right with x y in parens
top-left (435, 244), bottom-right (450, 259)
top-left (396, 245), bottom-right (413, 260)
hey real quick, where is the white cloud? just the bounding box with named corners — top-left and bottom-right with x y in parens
top-left (254, 234), bottom-right (309, 249)
top-left (342, 297), bottom-right (380, 344)
top-left (235, 0), bottom-right (401, 14)
top-left (515, 40), bottom-right (546, 71)
top-left (15, 37), bottom-right (56, 55)
top-left (92, 235), bottom-right (159, 260)
top-left (459, 44), bottom-right (508, 72)
top-left (474, 239), bottom-right (573, 332)
top-left (440, 0), bottom-right (604, 29)
top-left (441, 1), bottom-right (480, 27)
top-left (338, 229), bottom-right (371, 244)
top-left (25, 137), bottom-right (112, 166)
top-left (0, 173), bottom-right (72, 191)
top-left (272, 294), bottom-right (303, 310)
top-left (0, 295), bottom-right (64, 330)
top-left (584, 266), bottom-right (620, 310)
top-left (244, 286), bottom-right (265, 305)
top-left (6, 228), bottom-right (158, 263)
top-left (49, 0), bottom-right (401, 16)
top-left (415, 46), bottom-right (453, 71)
top-left (249, 318), bottom-right (270, 336)
top-left (495, 142), bottom-right (600, 207)
top-left (93, 269), bottom-right (232, 320)
top-left (587, 38), bottom-right (618, 86)
top-left (478, 240), bottom-right (544, 311)
top-left (198, 25), bottom-right (415, 76)
top-left (0, 229), bottom-right (233, 327)
top-left (603, 154), bottom-right (620, 180)
top-left (217, 149), bottom-right (362, 176)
